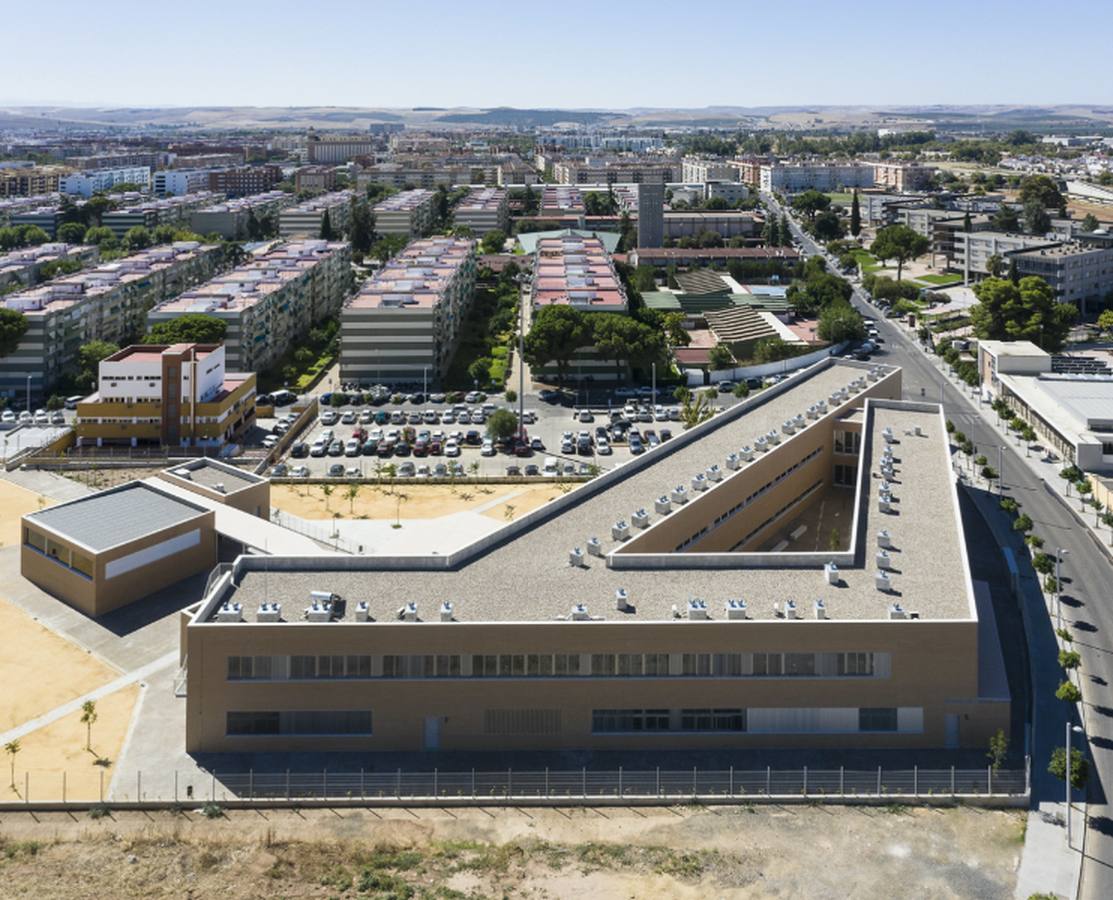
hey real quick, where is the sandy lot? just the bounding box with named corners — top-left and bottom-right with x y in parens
top-left (4, 684), bottom-right (137, 803)
top-left (272, 483), bottom-right (567, 521)
top-left (0, 804), bottom-right (1024, 898)
top-left (0, 480), bottom-right (47, 548)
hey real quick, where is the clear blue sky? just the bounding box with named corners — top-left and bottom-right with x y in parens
top-left (2, 0), bottom-right (1110, 108)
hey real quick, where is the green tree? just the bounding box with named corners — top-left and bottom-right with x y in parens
top-left (591, 313), bottom-right (666, 380)
top-left (80, 700), bottom-right (98, 752)
top-left (779, 215), bottom-right (792, 246)
top-left (849, 189), bottom-right (861, 237)
top-left (632, 265), bottom-right (657, 294)
top-left (83, 226), bottom-right (118, 250)
top-left (1049, 746), bottom-right (1089, 790)
top-left (1023, 199), bottom-right (1051, 235)
top-left (349, 199), bottom-right (373, 255)
top-left (732, 381), bottom-right (750, 399)
top-left (752, 337), bottom-right (798, 364)
top-left (661, 312), bottom-right (689, 346)
top-left (987, 729), bottom-right (1009, 773)
top-left (479, 229), bottom-right (508, 255)
top-left (991, 206), bottom-right (1021, 232)
top-left (486, 408), bottom-right (518, 441)
top-left (57, 221), bottom-right (87, 244)
top-left (985, 254), bottom-right (1005, 278)
top-left (144, 314), bottom-right (227, 345)
top-left (1097, 309), bottom-right (1113, 334)
top-left (319, 209), bottom-right (334, 241)
top-left (4, 739), bottom-right (18, 790)
top-left (969, 276), bottom-right (1076, 352)
top-left (870, 225), bottom-right (929, 281)
top-left (122, 226), bottom-right (152, 251)
top-left (963, 211), bottom-right (972, 233)
top-left (76, 340), bottom-right (119, 390)
top-left (1056, 680), bottom-right (1082, 703)
top-left (467, 357), bottom-right (491, 387)
top-left (708, 344), bottom-right (734, 370)
top-left (522, 305), bottom-right (590, 386)
top-left (791, 189), bottom-right (830, 221)
top-left (1080, 213), bottom-right (1100, 233)
top-left (812, 210), bottom-right (844, 241)
top-left (1018, 174), bottom-right (1064, 211)
top-left (818, 302), bottom-right (866, 343)
top-left (0, 308), bottom-right (29, 356)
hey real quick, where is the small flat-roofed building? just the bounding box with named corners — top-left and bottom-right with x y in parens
top-left (22, 482), bottom-right (217, 617)
top-left (157, 458), bottom-right (270, 517)
top-left (452, 187), bottom-right (509, 236)
top-left (181, 359), bottom-right (1010, 754)
top-left (75, 343), bottom-right (256, 448)
top-left (371, 189), bottom-right (436, 237)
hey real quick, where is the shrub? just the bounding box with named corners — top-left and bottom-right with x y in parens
top-left (1048, 746), bottom-right (1089, 789)
top-left (1025, 534), bottom-right (1044, 549)
top-left (1055, 680), bottom-right (1081, 703)
top-left (1058, 650), bottom-right (1081, 670)
top-left (1032, 552), bottom-right (1054, 575)
top-left (1056, 627), bottom-right (1074, 643)
top-left (201, 802), bottom-right (224, 819)
top-left (1044, 575), bottom-right (1061, 594)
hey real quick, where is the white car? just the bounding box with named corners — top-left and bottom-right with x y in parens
top-left (521, 410), bottom-right (536, 424)
top-left (1, 410), bottom-right (14, 423)
top-left (341, 411), bottom-right (357, 425)
top-left (444, 440), bottom-right (461, 457)
top-left (18, 410), bottom-right (32, 423)
top-left (320, 410), bottom-right (339, 425)
top-left (596, 437), bottom-right (612, 455)
top-left (33, 410), bottom-right (49, 425)
top-left (262, 435), bottom-right (279, 449)
top-left (480, 441), bottom-right (495, 457)
top-left (465, 391), bottom-right (481, 403)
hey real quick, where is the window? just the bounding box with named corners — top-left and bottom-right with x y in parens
top-left (752, 653), bottom-right (783, 676)
top-left (592, 709), bottom-right (670, 733)
top-left (680, 709), bottom-right (747, 732)
top-left (226, 711), bottom-right (280, 735)
top-left (644, 653), bottom-right (669, 676)
top-left (591, 654), bottom-right (616, 676)
top-left (682, 653), bottom-right (712, 676)
top-left (227, 656), bottom-right (274, 681)
top-left (838, 653), bottom-right (873, 676)
top-left (859, 707), bottom-right (898, 732)
top-left (289, 655), bottom-right (316, 679)
top-left (834, 430), bottom-right (861, 455)
top-left (834, 463), bottom-right (856, 487)
top-left (783, 653), bottom-right (816, 677)
top-left (484, 709), bottom-right (561, 735)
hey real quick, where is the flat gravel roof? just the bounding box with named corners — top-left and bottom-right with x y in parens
top-left (28, 482), bottom-right (207, 552)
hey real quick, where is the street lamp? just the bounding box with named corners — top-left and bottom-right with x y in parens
top-left (998, 445), bottom-right (1005, 494)
top-left (422, 365), bottom-right (429, 398)
top-left (1055, 547), bottom-right (1070, 630)
top-left (25, 375), bottom-right (31, 414)
top-left (1067, 722), bottom-right (1084, 848)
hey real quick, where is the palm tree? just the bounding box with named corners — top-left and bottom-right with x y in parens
top-left (4, 739), bottom-right (19, 789)
top-left (81, 700), bottom-right (98, 752)
top-left (680, 392), bottom-right (714, 430)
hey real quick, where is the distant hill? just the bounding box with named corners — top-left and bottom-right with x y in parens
top-left (436, 108), bottom-right (621, 127)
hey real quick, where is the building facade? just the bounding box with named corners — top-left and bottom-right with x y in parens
top-left (277, 190), bottom-right (354, 238)
top-left (189, 192), bottom-right (295, 240)
top-left (60, 167), bottom-right (151, 197)
top-left (759, 163), bottom-right (875, 194)
top-left (371, 189), bottom-right (436, 236)
top-left (452, 187), bottom-right (509, 236)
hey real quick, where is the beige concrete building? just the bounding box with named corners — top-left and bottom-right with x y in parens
top-left (371, 189), bottom-right (436, 237)
top-left (452, 187), bottom-right (509, 236)
top-left (278, 191), bottom-right (353, 238)
top-left (872, 161), bottom-right (935, 193)
top-left (181, 360), bottom-right (1009, 754)
top-left (21, 482), bottom-right (217, 618)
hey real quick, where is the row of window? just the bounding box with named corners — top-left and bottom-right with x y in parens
top-left (729, 479), bottom-right (825, 551)
top-left (833, 430), bottom-right (862, 455)
top-left (688, 446), bottom-right (824, 548)
top-left (226, 710), bottom-right (372, 736)
top-left (592, 707), bottom-right (900, 734)
top-left (226, 651), bottom-right (883, 682)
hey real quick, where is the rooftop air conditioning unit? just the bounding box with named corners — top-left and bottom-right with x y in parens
top-left (740, 445), bottom-right (755, 461)
top-left (213, 482), bottom-right (225, 493)
top-left (815, 598), bottom-right (828, 620)
top-left (569, 547), bottom-right (585, 567)
top-left (882, 427), bottom-right (895, 444)
top-left (754, 436), bottom-right (768, 452)
top-left (570, 603), bottom-right (590, 621)
top-left (706, 464), bottom-right (723, 482)
top-left (785, 599), bottom-right (799, 620)
top-left (824, 561), bottom-right (839, 585)
top-left (806, 405), bottom-right (819, 420)
top-left (632, 508), bottom-right (650, 528)
top-left (782, 420), bottom-right (796, 435)
top-left (881, 480), bottom-right (892, 494)
top-left (692, 473), bottom-right (707, 491)
top-left (914, 425), bottom-right (923, 437)
top-left (655, 495), bottom-right (672, 514)
top-left (687, 598), bottom-right (709, 620)
top-left (398, 601), bottom-right (418, 622)
top-left (889, 603), bottom-right (907, 620)
top-left (767, 430), bottom-right (781, 445)
top-left (306, 602), bottom-right (331, 623)
top-left (876, 549), bottom-right (892, 569)
top-left (615, 588), bottom-right (630, 612)
top-left (829, 392), bottom-right (842, 405)
top-left (816, 400), bottom-right (828, 413)
top-left (726, 598), bottom-right (747, 620)
top-left (868, 367), bottom-right (882, 381)
top-left (877, 529), bottom-right (892, 549)
top-left (256, 602), bottom-right (280, 623)
top-left (793, 414), bottom-right (806, 428)
top-left (875, 570), bottom-right (892, 592)
top-left (215, 602), bottom-right (242, 623)
top-left (612, 519), bottom-right (630, 541)
top-left (587, 536), bottom-right (603, 556)
top-left (439, 600), bottom-right (454, 622)
top-left (725, 453), bottom-right (741, 470)
top-left (671, 485), bottom-right (688, 504)
top-left (879, 496), bottom-right (891, 513)
top-left (310, 590), bottom-right (338, 605)
top-left (354, 600), bottom-right (370, 622)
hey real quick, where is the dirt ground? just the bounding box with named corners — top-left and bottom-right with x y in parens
top-left (0, 480), bottom-right (48, 548)
top-left (271, 483), bottom-right (567, 522)
top-left (0, 803), bottom-right (1024, 899)
top-left (4, 685), bottom-right (138, 803)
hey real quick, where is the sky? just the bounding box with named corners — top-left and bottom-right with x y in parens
top-left (2, 0), bottom-right (1111, 109)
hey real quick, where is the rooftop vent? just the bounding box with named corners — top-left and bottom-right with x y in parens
top-left (692, 473), bottom-right (708, 491)
top-left (882, 426), bottom-right (895, 444)
top-left (726, 598), bottom-right (747, 620)
top-left (587, 536), bottom-right (603, 556)
top-left (216, 602), bottom-right (242, 623)
top-left (655, 495), bottom-right (672, 514)
top-left (879, 496), bottom-right (891, 513)
top-left (439, 600), bottom-right (454, 622)
top-left (213, 482), bottom-right (225, 493)
top-left (877, 529), bottom-right (892, 549)
top-left (814, 598), bottom-right (828, 620)
top-left (806, 405), bottom-right (819, 420)
top-left (816, 399), bottom-right (828, 413)
top-left (397, 601), bottom-right (418, 622)
top-left (255, 602), bottom-right (280, 623)
top-left (725, 452), bottom-right (741, 470)
top-left (868, 367), bottom-right (882, 381)
top-left (767, 430), bottom-right (781, 446)
top-left (687, 598), bottom-right (709, 620)
top-left (824, 561), bottom-right (840, 585)
top-left (306, 601), bottom-right (331, 623)
top-left (354, 600), bottom-right (370, 622)
top-left (671, 485), bottom-right (689, 504)
top-left (632, 508), bottom-right (650, 528)
top-left (740, 445), bottom-right (755, 461)
top-left (754, 436), bottom-right (768, 452)
top-left (829, 392), bottom-right (842, 405)
top-left (793, 414), bottom-right (806, 428)
top-left (889, 602), bottom-right (906, 620)
top-left (913, 425), bottom-right (923, 437)
top-left (570, 603), bottom-right (591, 621)
top-left (612, 520), bottom-right (630, 541)
top-left (782, 420), bottom-right (797, 435)
top-left (615, 588), bottom-right (630, 612)
top-left (785, 599), bottom-right (799, 620)
top-left (876, 549), bottom-right (892, 570)
top-left (569, 547), bottom-right (585, 567)
top-left (706, 464), bottom-right (723, 482)
top-left (875, 570), bottom-right (893, 593)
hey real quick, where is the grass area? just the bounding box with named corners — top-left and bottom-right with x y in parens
top-left (825, 192), bottom-right (855, 205)
top-left (850, 248), bottom-right (882, 272)
top-left (914, 273), bottom-right (961, 286)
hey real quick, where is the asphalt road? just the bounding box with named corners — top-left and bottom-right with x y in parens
top-left (766, 193), bottom-right (1113, 896)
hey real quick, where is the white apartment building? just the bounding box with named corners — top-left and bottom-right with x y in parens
top-left (277, 190), bottom-right (354, 239)
top-left (953, 231), bottom-right (1058, 281)
top-left (682, 157), bottom-right (739, 184)
top-left (154, 169), bottom-right (215, 197)
top-left (759, 163), bottom-right (875, 193)
top-left (371, 189), bottom-right (436, 236)
top-left (340, 238), bottom-right (477, 385)
top-left (1010, 242), bottom-right (1113, 313)
top-left (872, 161), bottom-right (935, 193)
top-left (453, 187), bottom-right (509, 236)
top-left (60, 167), bottom-right (151, 197)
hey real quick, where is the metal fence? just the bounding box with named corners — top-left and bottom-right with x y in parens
top-left (3, 765), bottom-right (1028, 808)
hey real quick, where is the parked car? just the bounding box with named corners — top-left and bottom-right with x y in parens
top-left (596, 437), bottom-right (612, 455)
top-left (645, 430), bottom-right (660, 447)
top-left (505, 464), bottom-right (521, 476)
top-left (269, 463), bottom-right (288, 476)
top-left (480, 441), bottom-right (495, 457)
top-left (659, 428), bottom-right (673, 442)
top-left (718, 381), bottom-right (734, 393)
top-left (629, 435), bottom-right (645, 454)
top-left (524, 464), bottom-right (540, 477)
top-left (397, 461), bottom-right (416, 477)
top-left (328, 463), bottom-right (345, 477)
top-left (327, 440), bottom-right (343, 456)
top-left (262, 435), bottom-right (279, 449)
top-left (50, 412), bottom-right (66, 425)
top-left (290, 465), bottom-right (310, 478)
top-left (444, 440), bottom-right (461, 457)
top-left (0, 410), bottom-right (15, 423)
top-left (345, 439), bottom-right (361, 457)
top-left (530, 436), bottom-right (545, 450)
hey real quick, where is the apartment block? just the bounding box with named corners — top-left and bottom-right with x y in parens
top-left (759, 163), bottom-right (875, 193)
top-left (872, 161), bottom-right (935, 192)
top-left (664, 211), bottom-right (759, 241)
top-left (0, 168), bottom-right (65, 198)
top-left (294, 166), bottom-right (337, 194)
top-left (180, 362), bottom-right (1009, 755)
top-left (637, 182), bottom-right (665, 249)
top-left (75, 342), bottom-right (256, 448)
top-left (453, 187), bottom-right (509, 235)
top-left (307, 138), bottom-right (377, 164)
top-left (147, 240), bottom-right (352, 374)
top-left (497, 161), bottom-right (539, 186)
top-left (682, 157), bottom-right (739, 183)
top-left (0, 193), bottom-right (61, 227)
top-left (189, 191), bottom-right (296, 240)
top-left (101, 191), bottom-right (222, 238)
top-left (206, 165), bottom-right (283, 197)
top-left (953, 231), bottom-right (1058, 281)
top-left (0, 243), bottom-right (99, 289)
top-left (730, 158), bottom-right (768, 188)
top-left (278, 190), bottom-right (354, 238)
top-left (340, 238), bottom-right (477, 385)
top-left (1010, 241), bottom-right (1113, 312)
top-left (0, 242), bottom-right (222, 399)
top-left (154, 169), bottom-right (216, 197)
top-left (73, 151), bottom-right (167, 171)
top-left (540, 185), bottom-right (586, 217)
top-left (371, 189), bottom-right (436, 236)
top-left (171, 152), bottom-right (244, 170)
top-left (60, 166), bottom-right (151, 197)
top-left (552, 159), bottom-right (676, 185)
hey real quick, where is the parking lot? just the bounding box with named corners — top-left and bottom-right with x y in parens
top-left (265, 385), bottom-right (747, 480)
